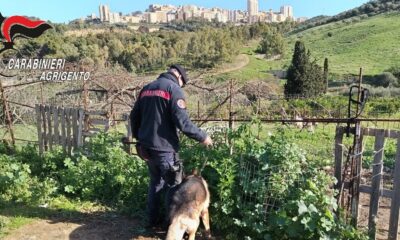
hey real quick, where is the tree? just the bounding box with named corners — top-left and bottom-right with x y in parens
top-left (323, 58), bottom-right (329, 93)
top-left (256, 30), bottom-right (285, 58)
top-left (284, 41), bottom-right (326, 97)
top-left (284, 41), bottom-right (307, 96)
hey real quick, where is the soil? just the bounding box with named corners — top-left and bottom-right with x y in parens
top-left (2, 214), bottom-right (164, 240)
top-left (358, 192), bottom-right (398, 240)
top-left (3, 194), bottom-right (399, 240)
top-left (210, 54), bottom-right (250, 75)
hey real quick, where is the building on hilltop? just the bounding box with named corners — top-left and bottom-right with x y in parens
top-left (296, 17), bottom-right (308, 23)
top-left (93, 2), bottom-right (296, 25)
top-left (109, 12), bottom-right (121, 24)
top-left (99, 4), bottom-right (110, 22)
top-left (247, 0), bottom-right (259, 23)
top-left (280, 5), bottom-right (294, 20)
top-left (248, 0), bottom-right (259, 16)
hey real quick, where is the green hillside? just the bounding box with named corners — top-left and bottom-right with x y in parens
top-left (274, 12), bottom-right (400, 76)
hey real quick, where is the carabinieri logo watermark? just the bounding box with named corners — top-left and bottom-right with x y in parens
top-left (0, 12), bottom-right (90, 81)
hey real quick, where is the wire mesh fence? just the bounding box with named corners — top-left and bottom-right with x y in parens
top-left (238, 154), bottom-right (305, 219)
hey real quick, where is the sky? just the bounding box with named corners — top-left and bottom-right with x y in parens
top-left (0, 0), bottom-right (370, 23)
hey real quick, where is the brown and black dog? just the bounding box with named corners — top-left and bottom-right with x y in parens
top-left (166, 174), bottom-right (211, 240)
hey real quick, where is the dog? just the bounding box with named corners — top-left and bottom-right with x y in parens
top-left (166, 174), bottom-right (211, 240)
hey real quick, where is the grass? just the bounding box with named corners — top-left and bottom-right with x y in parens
top-left (205, 40), bottom-right (278, 83)
top-left (208, 12), bottom-right (400, 85)
top-left (0, 196), bottom-right (108, 238)
top-left (0, 124), bottom-right (38, 143)
top-left (217, 52), bottom-right (275, 82)
top-left (274, 12), bottom-right (400, 76)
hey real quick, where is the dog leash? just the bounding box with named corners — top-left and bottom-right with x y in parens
top-left (199, 146), bottom-right (212, 175)
top-left (199, 153), bottom-right (208, 175)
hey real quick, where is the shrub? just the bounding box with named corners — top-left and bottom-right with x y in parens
top-left (367, 86), bottom-right (400, 98)
top-left (0, 215), bottom-right (10, 232)
top-left (0, 155), bottom-right (57, 204)
top-left (364, 72), bottom-right (398, 88)
top-left (59, 132), bottom-right (149, 213)
top-left (181, 123), bottom-right (367, 239)
top-left (375, 72), bottom-right (398, 87)
top-left (386, 65), bottom-right (400, 83)
top-left (0, 125), bottom-right (368, 238)
top-left (0, 133), bottom-right (148, 214)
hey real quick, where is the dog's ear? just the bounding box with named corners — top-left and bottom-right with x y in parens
top-left (192, 168), bottom-right (199, 176)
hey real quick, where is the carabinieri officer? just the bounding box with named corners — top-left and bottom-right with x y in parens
top-left (130, 64), bottom-right (213, 229)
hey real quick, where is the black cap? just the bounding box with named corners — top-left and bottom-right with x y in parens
top-left (170, 64), bottom-right (188, 85)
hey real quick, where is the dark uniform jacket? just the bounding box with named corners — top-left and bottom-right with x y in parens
top-left (130, 72), bottom-right (207, 152)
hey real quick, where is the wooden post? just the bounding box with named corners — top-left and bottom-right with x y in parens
top-left (35, 105), bottom-right (44, 155)
top-left (66, 108), bottom-right (72, 155)
top-left (61, 107), bottom-right (67, 153)
top-left (40, 82), bottom-right (44, 104)
top-left (334, 126), bottom-right (344, 191)
top-left (53, 107), bottom-right (59, 145)
top-left (41, 105), bottom-right (48, 151)
top-left (82, 78), bottom-right (90, 135)
top-left (257, 82), bottom-right (261, 115)
top-left (47, 106), bottom-right (53, 151)
top-left (356, 68), bottom-right (363, 115)
top-left (124, 114), bottom-right (132, 154)
top-left (228, 79), bottom-right (233, 130)
top-left (389, 137), bottom-right (400, 240)
top-left (351, 69), bottom-right (364, 227)
top-left (72, 108), bottom-right (78, 149)
top-left (110, 99), bottom-right (115, 130)
top-left (368, 129), bottom-right (385, 239)
top-left (77, 108), bottom-right (84, 147)
top-left (0, 79), bottom-right (15, 145)
top-left (351, 126), bottom-right (364, 227)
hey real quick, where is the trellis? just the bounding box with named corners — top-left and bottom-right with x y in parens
top-left (335, 126), bottom-right (400, 240)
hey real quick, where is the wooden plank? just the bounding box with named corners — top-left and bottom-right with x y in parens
top-left (72, 108), bottom-right (78, 149)
top-left (60, 107), bottom-right (66, 153)
top-left (369, 129), bottom-right (385, 240)
top-left (41, 105), bottom-right (48, 151)
top-left (334, 126), bottom-right (344, 191)
top-left (89, 128), bottom-right (102, 132)
top-left (35, 105), bottom-right (44, 155)
top-left (89, 119), bottom-right (109, 125)
top-left (351, 124), bottom-right (363, 227)
top-left (360, 185), bottom-right (393, 199)
top-left (77, 108), bottom-right (84, 147)
top-left (82, 132), bottom-right (97, 137)
top-left (363, 128), bottom-right (400, 139)
top-left (53, 106), bottom-right (59, 145)
top-left (85, 110), bottom-right (108, 116)
top-left (125, 114), bottom-right (132, 154)
top-left (46, 106), bottom-right (53, 151)
top-left (343, 182), bottom-right (393, 198)
top-left (65, 108), bottom-right (72, 155)
top-left (389, 137), bottom-right (400, 240)
top-left (104, 118), bottom-right (110, 132)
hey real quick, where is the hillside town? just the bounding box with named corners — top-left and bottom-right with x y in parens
top-left (79, 0), bottom-right (307, 25)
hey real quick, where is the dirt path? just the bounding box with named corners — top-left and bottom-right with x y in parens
top-left (3, 216), bottom-right (163, 240)
top-left (358, 193), bottom-right (400, 240)
top-left (4, 192), bottom-right (397, 240)
top-left (208, 54), bottom-right (250, 75)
